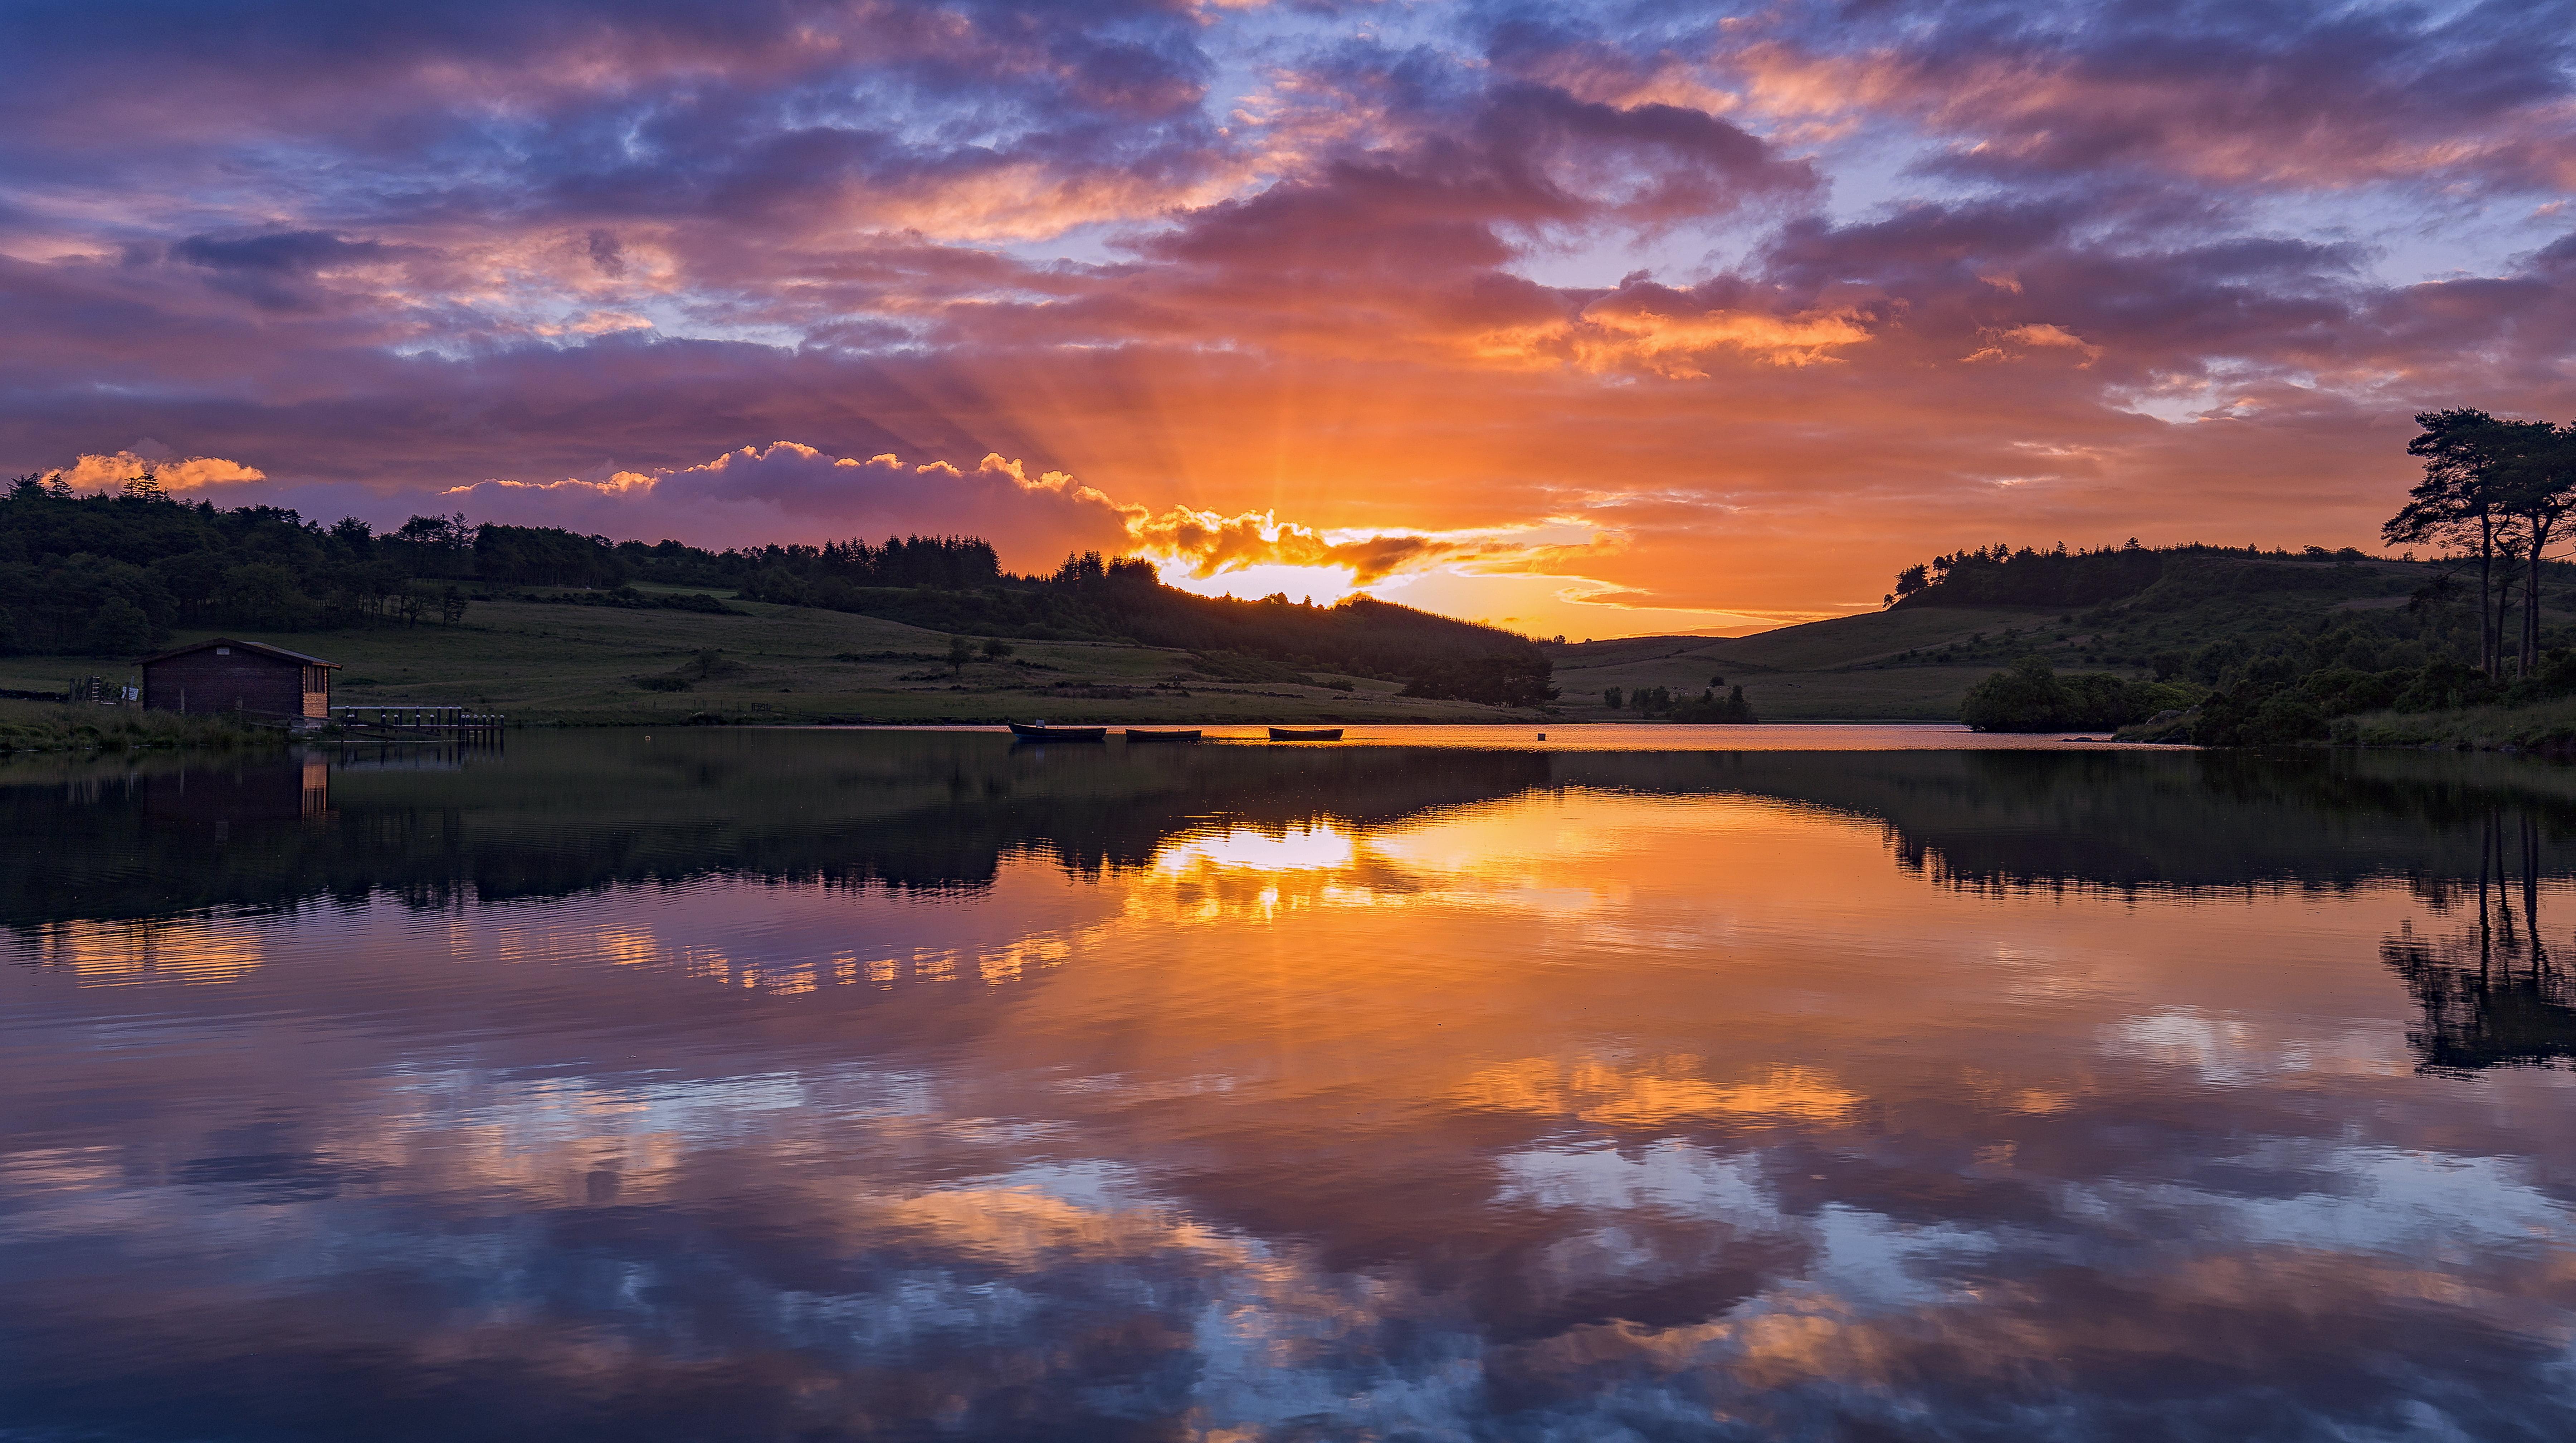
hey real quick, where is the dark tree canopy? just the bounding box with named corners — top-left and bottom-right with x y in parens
top-left (0, 479), bottom-right (1548, 701)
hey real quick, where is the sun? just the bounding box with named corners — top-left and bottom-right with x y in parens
top-left (1145, 559), bottom-right (1364, 607)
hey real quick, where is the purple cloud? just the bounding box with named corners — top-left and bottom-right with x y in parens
top-left (1, 1), bottom-right (2572, 627)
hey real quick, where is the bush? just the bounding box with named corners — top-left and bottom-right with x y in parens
top-left (1401, 654), bottom-right (1557, 706)
top-left (85, 596), bottom-right (154, 654)
top-left (1670, 685), bottom-right (1758, 723)
top-left (2196, 686), bottom-right (2330, 746)
top-left (1962, 657), bottom-right (2198, 732)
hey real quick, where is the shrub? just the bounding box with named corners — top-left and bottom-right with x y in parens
top-left (1670, 685), bottom-right (1758, 723)
top-left (85, 596), bottom-right (153, 654)
top-left (2196, 686), bottom-right (2330, 746)
top-left (1962, 657), bottom-right (2197, 732)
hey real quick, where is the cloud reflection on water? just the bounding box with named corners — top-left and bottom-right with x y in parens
top-left (6, 735), bottom-right (2576, 1437)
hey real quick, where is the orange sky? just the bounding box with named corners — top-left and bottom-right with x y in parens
top-left (5, 1), bottom-right (2572, 636)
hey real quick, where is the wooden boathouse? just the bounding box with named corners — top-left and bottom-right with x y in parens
top-left (139, 638), bottom-right (337, 721)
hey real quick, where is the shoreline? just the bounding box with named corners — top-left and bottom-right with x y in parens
top-left (0, 699), bottom-right (284, 755)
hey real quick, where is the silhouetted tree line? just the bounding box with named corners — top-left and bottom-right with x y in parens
top-left (0, 478), bottom-right (513, 653)
top-left (1931, 408), bottom-right (2576, 740)
top-left (728, 534), bottom-right (1005, 595)
top-left (1888, 539), bottom-right (2172, 608)
top-left (1958, 592), bottom-right (2576, 741)
top-left (738, 545), bottom-right (1552, 699)
top-left (1887, 539), bottom-right (2387, 611)
top-left (2165, 411), bottom-right (2576, 741)
top-left (2384, 408), bottom-right (2576, 679)
top-left (0, 475), bottom-right (1550, 699)
top-left (1961, 657), bottom-right (2199, 732)
top-left (1601, 683), bottom-right (1756, 722)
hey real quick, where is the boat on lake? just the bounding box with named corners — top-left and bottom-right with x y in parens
top-left (1124, 728), bottom-right (1201, 742)
top-left (1267, 727), bottom-right (1343, 741)
top-left (1008, 721), bottom-right (1107, 741)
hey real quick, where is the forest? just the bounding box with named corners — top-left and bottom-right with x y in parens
top-left (1921, 408), bottom-right (2576, 740)
top-left (0, 474), bottom-right (1552, 706)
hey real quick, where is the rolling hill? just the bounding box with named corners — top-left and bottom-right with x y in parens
top-left (0, 586), bottom-right (1538, 726)
top-left (1553, 551), bottom-right (2544, 722)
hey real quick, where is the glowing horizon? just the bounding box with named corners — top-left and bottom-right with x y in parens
top-left (4, 2), bottom-right (2571, 638)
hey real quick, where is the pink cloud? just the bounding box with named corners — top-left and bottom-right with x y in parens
top-left (438, 443), bottom-right (1138, 566)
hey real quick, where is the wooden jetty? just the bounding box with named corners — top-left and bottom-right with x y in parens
top-left (331, 705), bottom-right (507, 744)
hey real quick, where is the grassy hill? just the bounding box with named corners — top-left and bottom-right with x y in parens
top-left (0, 585), bottom-right (1541, 726)
top-left (1552, 551), bottom-right (2538, 723)
top-left (8, 542), bottom-right (2546, 730)
top-left (1550, 608), bottom-right (2069, 720)
top-left (0, 488), bottom-right (1550, 709)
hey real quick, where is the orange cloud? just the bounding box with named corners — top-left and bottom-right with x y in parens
top-left (1962, 323), bottom-right (2102, 367)
top-left (1123, 506), bottom-right (1598, 590)
top-left (54, 450), bottom-right (266, 493)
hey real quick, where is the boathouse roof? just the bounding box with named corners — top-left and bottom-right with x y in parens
top-left (136, 638), bottom-right (340, 668)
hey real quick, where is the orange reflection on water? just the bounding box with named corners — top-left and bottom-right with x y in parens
top-left (13, 744), bottom-right (2576, 1438)
top-left (1459, 1058), bottom-right (1863, 1127)
top-left (27, 917), bottom-right (264, 985)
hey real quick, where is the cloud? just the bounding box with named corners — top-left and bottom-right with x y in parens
top-left (1963, 322), bottom-right (2102, 367)
top-left (435, 442), bottom-right (1543, 596)
top-left (1719, 1), bottom-right (2576, 194)
top-left (1124, 505), bottom-right (1543, 586)
top-left (1, 2), bottom-right (2572, 634)
top-left (50, 450), bottom-right (267, 493)
top-left (445, 443), bottom-right (1139, 565)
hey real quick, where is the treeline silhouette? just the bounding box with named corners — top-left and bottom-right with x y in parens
top-left (0, 481), bottom-right (677, 653)
top-left (1889, 541), bottom-right (2380, 611)
top-left (742, 550), bottom-right (1552, 701)
top-left (1888, 540), bottom-right (2180, 608)
top-left (1897, 409), bottom-right (2576, 740)
top-left (0, 478), bottom-right (1551, 701)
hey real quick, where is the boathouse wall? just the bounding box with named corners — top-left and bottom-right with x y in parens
top-left (141, 641), bottom-right (334, 719)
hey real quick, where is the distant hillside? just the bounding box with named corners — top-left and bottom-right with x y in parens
top-left (1550, 609), bottom-right (2070, 721)
top-left (1868, 542), bottom-right (2576, 742)
top-left (0, 483), bottom-right (1551, 707)
top-left (1549, 546), bottom-right (2542, 724)
top-left (739, 552), bottom-right (1552, 705)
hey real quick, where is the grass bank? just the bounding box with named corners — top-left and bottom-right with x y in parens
top-left (0, 591), bottom-right (1539, 727)
top-left (0, 699), bottom-right (277, 754)
top-left (2346, 698), bottom-right (2576, 752)
top-left (1549, 609), bottom-right (2065, 721)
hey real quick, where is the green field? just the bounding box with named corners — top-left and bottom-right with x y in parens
top-left (0, 587), bottom-right (1538, 726)
top-left (0, 554), bottom-right (2537, 728)
top-left (0, 697), bottom-right (276, 753)
top-left (1544, 553), bottom-right (2576, 723)
top-left (1548, 608), bottom-right (2068, 720)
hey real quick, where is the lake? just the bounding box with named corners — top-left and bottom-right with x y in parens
top-left (5, 726), bottom-right (2575, 1440)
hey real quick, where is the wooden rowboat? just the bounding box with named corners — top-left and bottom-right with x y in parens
top-left (1124, 728), bottom-right (1201, 742)
top-left (1267, 727), bottom-right (1343, 741)
top-left (1008, 721), bottom-right (1106, 741)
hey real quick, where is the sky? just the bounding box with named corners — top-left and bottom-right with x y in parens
top-left (4, 0), bottom-right (2573, 638)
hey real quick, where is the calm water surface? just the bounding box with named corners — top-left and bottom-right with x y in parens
top-left (5, 727), bottom-right (2575, 1440)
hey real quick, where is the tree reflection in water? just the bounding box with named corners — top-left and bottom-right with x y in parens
top-left (2385, 810), bottom-right (2576, 1073)
top-left (14, 732), bottom-right (2576, 1439)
